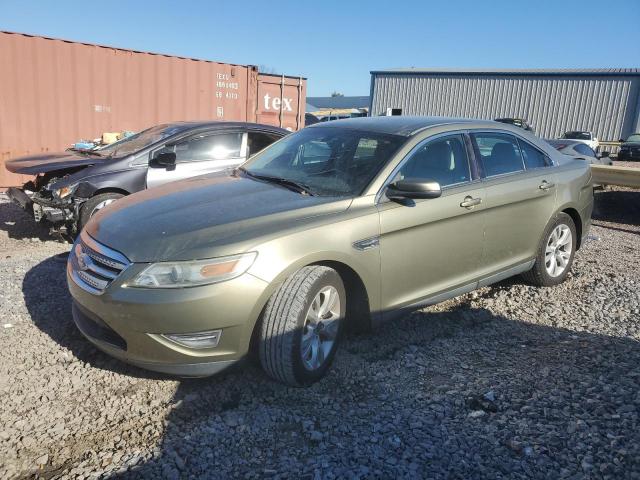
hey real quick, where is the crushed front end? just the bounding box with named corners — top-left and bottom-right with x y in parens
top-left (6, 174), bottom-right (82, 239)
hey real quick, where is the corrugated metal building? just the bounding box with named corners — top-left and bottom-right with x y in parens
top-left (370, 68), bottom-right (640, 143)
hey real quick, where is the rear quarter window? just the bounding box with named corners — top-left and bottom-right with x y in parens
top-left (518, 140), bottom-right (551, 169)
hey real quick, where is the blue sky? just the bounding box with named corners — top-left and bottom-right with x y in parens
top-left (2, 0), bottom-right (638, 96)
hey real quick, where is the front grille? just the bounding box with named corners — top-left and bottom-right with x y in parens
top-left (69, 232), bottom-right (130, 294)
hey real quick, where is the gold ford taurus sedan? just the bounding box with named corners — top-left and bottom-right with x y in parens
top-left (67, 117), bottom-right (593, 386)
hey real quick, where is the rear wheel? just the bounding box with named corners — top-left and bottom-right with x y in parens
top-left (78, 192), bottom-right (124, 232)
top-left (522, 213), bottom-right (576, 286)
top-left (259, 266), bottom-right (345, 386)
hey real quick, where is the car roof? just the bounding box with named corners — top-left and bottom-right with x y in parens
top-left (307, 116), bottom-right (501, 137)
top-left (166, 121), bottom-right (289, 135)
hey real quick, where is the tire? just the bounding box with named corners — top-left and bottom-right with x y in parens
top-left (78, 192), bottom-right (124, 231)
top-left (259, 266), bottom-right (346, 386)
top-left (521, 212), bottom-right (577, 287)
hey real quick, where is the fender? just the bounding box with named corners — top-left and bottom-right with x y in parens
top-left (237, 250), bottom-right (380, 356)
top-left (52, 167), bottom-right (147, 198)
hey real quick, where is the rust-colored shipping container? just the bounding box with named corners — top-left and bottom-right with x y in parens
top-left (0, 31), bottom-right (307, 187)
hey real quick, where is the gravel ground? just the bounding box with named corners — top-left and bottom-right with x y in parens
top-left (0, 186), bottom-right (639, 480)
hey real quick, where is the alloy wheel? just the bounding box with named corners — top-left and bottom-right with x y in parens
top-left (301, 286), bottom-right (341, 371)
top-left (545, 224), bottom-right (573, 277)
top-left (91, 199), bottom-right (117, 217)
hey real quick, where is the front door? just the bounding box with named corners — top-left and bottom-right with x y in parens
top-left (378, 133), bottom-right (486, 311)
top-left (471, 131), bottom-right (558, 275)
top-left (147, 132), bottom-right (246, 188)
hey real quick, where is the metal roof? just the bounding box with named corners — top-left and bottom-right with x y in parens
top-left (309, 116), bottom-right (490, 136)
top-left (306, 96), bottom-right (370, 109)
top-left (371, 67), bottom-right (640, 76)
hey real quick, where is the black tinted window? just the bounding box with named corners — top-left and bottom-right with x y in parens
top-left (573, 143), bottom-right (595, 157)
top-left (473, 133), bottom-right (524, 177)
top-left (563, 131), bottom-right (591, 140)
top-left (248, 132), bottom-right (281, 157)
top-left (175, 133), bottom-right (242, 162)
top-left (396, 135), bottom-right (470, 187)
top-left (519, 140), bottom-right (550, 169)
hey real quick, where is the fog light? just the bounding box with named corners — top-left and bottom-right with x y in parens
top-left (162, 330), bottom-right (222, 349)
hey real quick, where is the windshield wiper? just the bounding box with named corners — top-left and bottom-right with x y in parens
top-left (238, 168), bottom-right (316, 196)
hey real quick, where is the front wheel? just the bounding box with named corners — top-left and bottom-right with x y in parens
top-left (259, 266), bottom-right (345, 386)
top-left (78, 192), bottom-right (124, 232)
top-left (522, 212), bottom-right (577, 287)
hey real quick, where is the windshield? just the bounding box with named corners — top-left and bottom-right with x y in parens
top-left (626, 134), bottom-right (640, 143)
top-left (242, 127), bottom-right (405, 197)
top-left (97, 124), bottom-right (186, 157)
top-left (562, 131), bottom-right (591, 140)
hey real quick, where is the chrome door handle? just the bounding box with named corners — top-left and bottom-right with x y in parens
top-left (460, 196), bottom-right (482, 208)
top-left (539, 180), bottom-right (555, 191)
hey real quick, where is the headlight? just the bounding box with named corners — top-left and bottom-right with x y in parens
top-left (53, 183), bottom-right (78, 199)
top-left (128, 252), bottom-right (257, 288)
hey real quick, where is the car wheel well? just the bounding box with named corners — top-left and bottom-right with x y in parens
top-left (561, 208), bottom-right (582, 249)
top-left (92, 187), bottom-right (129, 197)
top-left (248, 261), bottom-right (373, 359)
top-left (312, 261), bottom-right (372, 333)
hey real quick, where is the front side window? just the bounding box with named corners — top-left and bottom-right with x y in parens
top-left (394, 134), bottom-right (471, 188)
top-left (243, 127), bottom-right (405, 197)
top-left (174, 132), bottom-right (243, 162)
top-left (519, 140), bottom-right (551, 169)
top-left (473, 133), bottom-right (524, 177)
top-left (626, 134), bottom-right (640, 142)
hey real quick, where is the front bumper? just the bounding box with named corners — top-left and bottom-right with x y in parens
top-left (7, 187), bottom-right (73, 226)
top-left (618, 149), bottom-right (640, 161)
top-left (67, 255), bottom-right (271, 377)
top-left (6, 187), bottom-right (33, 210)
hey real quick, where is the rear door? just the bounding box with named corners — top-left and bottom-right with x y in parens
top-left (472, 131), bottom-right (558, 276)
top-left (146, 131), bottom-right (246, 188)
top-left (377, 132), bottom-right (486, 310)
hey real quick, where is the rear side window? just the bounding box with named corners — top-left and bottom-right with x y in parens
top-left (518, 140), bottom-right (551, 169)
top-left (472, 133), bottom-right (524, 177)
top-left (248, 132), bottom-right (281, 157)
top-left (396, 134), bottom-right (471, 187)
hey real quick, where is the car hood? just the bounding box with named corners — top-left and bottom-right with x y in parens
top-left (86, 173), bottom-right (352, 262)
top-left (5, 151), bottom-right (108, 174)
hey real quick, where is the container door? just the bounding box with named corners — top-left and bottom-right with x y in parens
top-left (255, 74), bottom-right (306, 131)
top-left (147, 132), bottom-right (247, 188)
